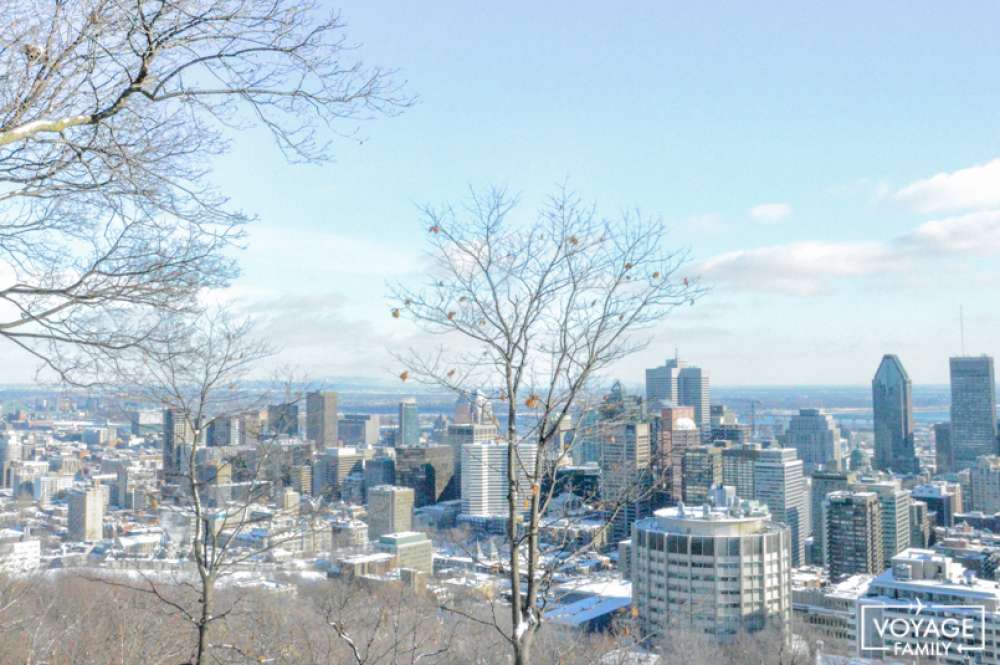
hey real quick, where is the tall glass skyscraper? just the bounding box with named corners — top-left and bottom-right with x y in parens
top-left (398, 398), bottom-right (419, 446)
top-left (950, 355), bottom-right (997, 470)
top-left (872, 354), bottom-right (919, 474)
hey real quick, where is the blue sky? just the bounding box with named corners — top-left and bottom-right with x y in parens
top-left (20, 2), bottom-right (1000, 385)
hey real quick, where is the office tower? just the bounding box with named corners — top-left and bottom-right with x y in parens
top-left (206, 416), bottom-right (238, 447)
top-left (363, 455), bottom-right (395, 493)
top-left (306, 391), bottom-right (338, 448)
top-left (872, 355), bottom-right (919, 474)
top-left (645, 357), bottom-right (684, 405)
top-left (289, 464), bottom-right (312, 496)
top-left (678, 366), bottom-right (710, 432)
top-left (312, 447), bottom-right (368, 498)
top-left (0, 434), bottom-right (21, 488)
top-left (824, 491), bottom-right (883, 580)
top-left (810, 469), bottom-right (856, 562)
top-left (680, 444), bottom-right (722, 505)
top-left (722, 442), bottom-right (764, 499)
top-left (461, 442), bottom-right (537, 517)
top-left (934, 422), bottom-right (953, 474)
top-left (971, 455), bottom-right (1000, 513)
top-left (376, 531), bottom-right (433, 574)
top-left (162, 408), bottom-right (193, 479)
top-left (950, 356), bottom-right (998, 470)
top-left (338, 414), bottom-right (380, 447)
top-left (645, 358), bottom-right (710, 431)
top-left (68, 485), bottom-right (104, 542)
top-left (367, 485), bottom-right (414, 539)
top-left (910, 500), bottom-right (930, 548)
top-left (268, 402), bottom-right (300, 437)
top-left (853, 478), bottom-right (911, 560)
top-left (632, 501), bottom-right (791, 639)
top-left (398, 398), bottom-right (420, 447)
top-left (755, 447), bottom-right (809, 567)
top-left (912, 481), bottom-right (962, 527)
top-left (783, 409), bottom-right (841, 474)
top-left (659, 406), bottom-right (700, 504)
top-left (395, 445), bottom-right (455, 506)
top-left (601, 421), bottom-right (652, 542)
top-left (543, 414), bottom-right (573, 467)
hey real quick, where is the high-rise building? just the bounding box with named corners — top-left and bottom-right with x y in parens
top-left (645, 358), bottom-right (710, 432)
top-left (910, 500), bottom-right (930, 548)
top-left (645, 356), bottom-right (684, 406)
top-left (312, 447), bottom-right (368, 498)
top-left (162, 408), bottom-right (193, 479)
top-left (460, 442), bottom-right (537, 518)
top-left (658, 406), bottom-right (700, 504)
top-left (268, 402), bottom-right (300, 437)
top-left (911, 481), bottom-right (963, 528)
top-left (871, 355), bottom-right (919, 474)
top-left (306, 391), bottom-right (338, 448)
top-left (782, 409), bottom-right (841, 474)
top-left (631, 501), bottom-right (792, 639)
top-left (206, 416), bottom-right (239, 447)
top-left (0, 434), bottom-right (22, 489)
top-left (367, 485), bottom-right (415, 539)
top-left (710, 405), bottom-right (752, 445)
top-left (853, 478), bottom-right (912, 560)
top-left (824, 491), bottom-right (883, 580)
top-left (395, 445), bottom-right (455, 506)
top-left (600, 421), bottom-right (652, 542)
top-left (398, 398), bottom-right (420, 447)
top-left (363, 455), bottom-right (395, 493)
top-left (971, 455), bottom-right (1000, 513)
top-left (338, 414), bottom-right (380, 447)
top-left (810, 469), bottom-right (856, 562)
top-left (68, 485), bottom-right (104, 542)
top-left (722, 442), bottom-right (765, 499)
top-left (933, 422), bottom-right (953, 474)
top-left (755, 447), bottom-right (808, 567)
top-left (678, 366), bottom-right (710, 432)
top-left (680, 444), bottom-right (722, 505)
top-left (950, 356), bottom-right (997, 470)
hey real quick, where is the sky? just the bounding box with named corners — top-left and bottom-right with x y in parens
top-left (13, 2), bottom-right (1000, 386)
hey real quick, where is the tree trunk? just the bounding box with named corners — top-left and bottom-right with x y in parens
top-left (194, 579), bottom-right (213, 665)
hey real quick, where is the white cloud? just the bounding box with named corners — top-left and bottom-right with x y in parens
top-left (696, 209), bottom-right (1000, 295)
top-left (749, 203), bottom-right (792, 224)
top-left (895, 158), bottom-right (1000, 214)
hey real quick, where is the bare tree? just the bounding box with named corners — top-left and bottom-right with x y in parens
top-left (99, 310), bottom-right (318, 665)
top-left (0, 0), bottom-right (409, 381)
top-left (390, 186), bottom-right (704, 665)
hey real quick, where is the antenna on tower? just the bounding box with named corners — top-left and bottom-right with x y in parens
top-left (960, 305), bottom-right (966, 355)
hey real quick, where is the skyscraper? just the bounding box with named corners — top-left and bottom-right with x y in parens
top-left (782, 408), bottom-right (841, 474)
top-left (971, 455), bottom-right (1000, 513)
top-left (754, 447), bottom-right (808, 567)
top-left (678, 366), bottom-right (710, 432)
top-left (269, 402), bottom-right (300, 437)
top-left (934, 422), bottom-right (953, 474)
top-left (824, 491), bottom-right (883, 580)
top-left (680, 444), bottom-right (722, 505)
top-left (658, 406), bottom-right (700, 504)
top-left (398, 398), bottom-right (420, 447)
top-left (722, 442), bottom-right (764, 499)
top-left (644, 357), bottom-right (710, 432)
top-left (950, 356), bottom-right (997, 470)
top-left (68, 485), bottom-right (104, 542)
top-left (367, 485), bottom-right (414, 539)
top-left (853, 478), bottom-right (912, 561)
top-left (162, 408), bottom-right (193, 479)
top-left (872, 355), bottom-right (919, 474)
top-left (645, 357), bottom-right (684, 405)
top-left (306, 391), bottom-right (338, 448)
top-left (395, 445), bottom-right (456, 506)
top-left (809, 469), bottom-right (856, 563)
top-left (600, 421), bottom-right (652, 542)
top-left (461, 442), bottom-right (537, 518)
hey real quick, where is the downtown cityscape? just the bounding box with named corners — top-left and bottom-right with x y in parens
top-left (2, 2), bottom-right (1000, 665)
